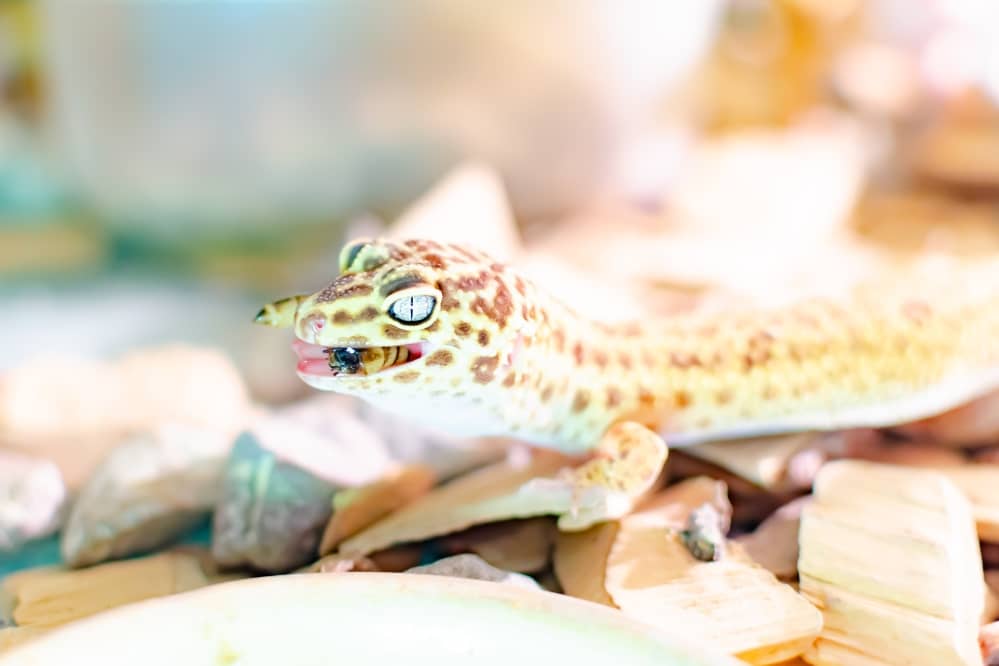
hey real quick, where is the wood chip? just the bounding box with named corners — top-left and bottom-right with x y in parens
top-left (560, 475), bottom-right (817, 663)
top-left (554, 476), bottom-right (730, 608)
top-left (892, 390), bottom-right (999, 447)
top-left (986, 583), bottom-right (999, 625)
top-left (319, 465), bottom-right (436, 555)
top-left (554, 522), bottom-right (620, 607)
top-left (3, 551), bottom-right (208, 631)
top-left (936, 466), bottom-right (999, 542)
top-left (737, 497), bottom-right (809, 580)
top-left (437, 518), bottom-right (555, 573)
top-left (338, 451), bottom-right (586, 557)
top-left (683, 433), bottom-right (819, 490)
top-left (981, 622), bottom-right (999, 666)
top-left (799, 461), bottom-right (985, 666)
top-left (606, 529), bottom-right (820, 664)
top-left (845, 441), bottom-right (968, 467)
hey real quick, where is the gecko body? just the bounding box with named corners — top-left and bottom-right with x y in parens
top-left (257, 238), bottom-right (999, 522)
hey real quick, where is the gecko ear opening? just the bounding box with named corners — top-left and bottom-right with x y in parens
top-left (339, 238), bottom-right (389, 275)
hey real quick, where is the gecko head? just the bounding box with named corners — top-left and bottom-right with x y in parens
top-left (257, 237), bottom-right (528, 400)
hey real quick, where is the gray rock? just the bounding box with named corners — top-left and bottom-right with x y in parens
top-left (407, 554), bottom-right (541, 590)
top-left (211, 431), bottom-right (337, 573)
top-left (61, 424), bottom-right (230, 567)
top-left (0, 451), bottom-right (67, 551)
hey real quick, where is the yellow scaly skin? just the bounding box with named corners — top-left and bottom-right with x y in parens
top-left (257, 237), bottom-right (999, 522)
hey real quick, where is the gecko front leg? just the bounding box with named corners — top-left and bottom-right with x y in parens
top-left (557, 421), bottom-right (668, 531)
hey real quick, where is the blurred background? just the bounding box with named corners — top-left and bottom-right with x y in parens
top-left (3, 0), bottom-right (999, 403)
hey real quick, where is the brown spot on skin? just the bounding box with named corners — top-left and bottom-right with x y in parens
top-left (540, 385), bottom-right (554, 402)
top-left (457, 273), bottom-right (489, 292)
top-left (593, 350), bottom-right (608, 368)
top-left (715, 389), bottom-right (733, 406)
top-left (670, 352), bottom-right (701, 369)
top-left (426, 320), bottom-right (441, 332)
top-left (471, 297), bottom-right (491, 318)
top-left (423, 254), bottom-right (447, 270)
top-left (552, 329), bottom-right (566, 353)
top-left (477, 330), bottom-right (490, 347)
top-left (333, 311), bottom-right (353, 325)
top-left (742, 349), bottom-right (771, 371)
top-left (571, 389), bottom-right (590, 413)
top-left (617, 352), bottom-right (632, 370)
top-left (454, 321), bottom-right (472, 337)
top-left (573, 342), bottom-right (584, 366)
top-left (441, 295), bottom-right (461, 311)
top-left (638, 388), bottom-right (655, 408)
top-left (502, 373), bottom-right (516, 388)
top-left (382, 325), bottom-right (408, 340)
top-left (359, 306), bottom-right (379, 321)
top-left (673, 390), bottom-right (692, 409)
top-left (514, 276), bottom-right (527, 296)
top-left (492, 283), bottom-right (514, 327)
top-left (426, 350), bottom-right (454, 366)
top-left (394, 370), bottom-right (421, 383)
top-left (606, 387), bottom-right (622, 409)
top-left (471, 355), bottom-right (500, 384)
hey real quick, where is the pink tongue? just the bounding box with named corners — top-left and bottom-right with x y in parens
top-left (297, 358), bottom-right (335, 375)
top-left (292, 339), bottom-right (327, 360)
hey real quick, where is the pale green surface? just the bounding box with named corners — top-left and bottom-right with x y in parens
top-left (1, 573), bottom-right (740, 666)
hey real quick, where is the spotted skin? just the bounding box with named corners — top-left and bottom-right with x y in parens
top-left (258, 238), bottom-right (999, 524)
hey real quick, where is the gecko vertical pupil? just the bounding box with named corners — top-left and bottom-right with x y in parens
top-left (388, 294), bottom-right (436, 324)
top-left (330, 347), bottom-right (362, 373)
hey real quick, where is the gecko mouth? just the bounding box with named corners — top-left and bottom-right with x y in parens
top-left (293, 339), bottom-right (431, 378)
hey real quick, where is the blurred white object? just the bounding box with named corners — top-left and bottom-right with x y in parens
top-left (388, 162), bottom-right (521, 264)
top-left (0, 450), bottom-right (66, 551)
top-left (38, 0), bottom-right (722, 233)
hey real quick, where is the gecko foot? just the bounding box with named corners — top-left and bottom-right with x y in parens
top-left (557, 421), bottom-right (668, 531)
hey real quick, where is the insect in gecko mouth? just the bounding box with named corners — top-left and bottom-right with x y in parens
top-left (322, 343), bottom-right (428, 376)
top-left (327, 347), bottom-right (363, 374)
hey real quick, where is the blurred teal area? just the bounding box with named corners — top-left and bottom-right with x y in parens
top-left (0, 521), bottom-right (212, 578)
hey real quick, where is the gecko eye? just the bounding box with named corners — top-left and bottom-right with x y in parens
top-left (383, 286), bottom-right (442, 329)
top-left (388, 294), bottom-right (435, 324)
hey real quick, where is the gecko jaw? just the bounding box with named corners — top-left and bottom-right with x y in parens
top-left (292, 338), bottom-right (433, 381)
